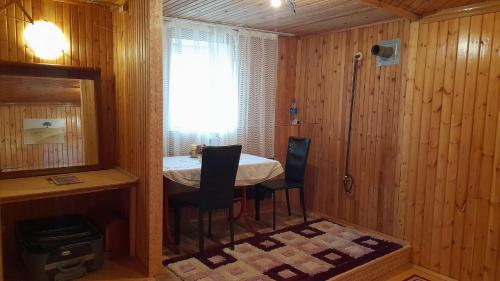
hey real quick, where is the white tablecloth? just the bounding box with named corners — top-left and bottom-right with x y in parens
top-left (163, 153), bottom-right (284, 187)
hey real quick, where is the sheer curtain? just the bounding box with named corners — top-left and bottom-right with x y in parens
top-left (163, 19), bottom-right (278, 157)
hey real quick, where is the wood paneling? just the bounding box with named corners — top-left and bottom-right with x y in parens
top-left (421, 1), bottom-right (500, 24)
top-left (274, 36), bottom-right (299, 166)
top-left (80, 79), bottom-right (98, 164)
top-left (0, 0), bottom-right (115, 168)
top-left (398, 12), bottom-right (500, 281)
top-left (376, 0), bottom-right (493, 16)
top-left (0, 104), bottom-right (85, 171)
top-left (113, 0), bottom-right (163, 276)
top-left (0, 0), bottom-right (163, 278)
top-left (163, 0), bottom-right (397, 36)
top-left (283, 19), bottom-right (410, 235)
top-left (0, 76), bottom-right (82, 105)
top-left (276, 8), bottom-right (500, 281)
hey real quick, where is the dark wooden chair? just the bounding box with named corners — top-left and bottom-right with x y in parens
top-left (171, 145), bottom-right (242, 253)
top-left (255, 137), bottom-right (311, 230)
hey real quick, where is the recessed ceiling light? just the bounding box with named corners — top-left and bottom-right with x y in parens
top-left (271, 0), bottom-right (281, 8)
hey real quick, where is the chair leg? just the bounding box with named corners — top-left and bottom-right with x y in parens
top-left (255, 188), bottom-right (261, 221)
top-left (285, 189), bottom-right (292, 216)
top-left (300, 188), bottom-right (307, 223)
top-left (174, 204), bottom-right (181, 245)
top-left (208, 211), bottom-right (212, 237)
top-left (198, 209), bottom-right (204, 253)
top-left (272, 191), bottom-right (276, 230)
top-left (229, 205), bottom-right (235, 250)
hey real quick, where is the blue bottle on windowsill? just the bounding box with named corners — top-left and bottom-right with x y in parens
top-left (290, 99), bottom-right (298, 125)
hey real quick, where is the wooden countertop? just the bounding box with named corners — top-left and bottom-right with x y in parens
top-left (0, 168), bottom-right (138, 204)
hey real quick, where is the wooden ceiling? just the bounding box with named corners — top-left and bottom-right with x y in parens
top-left (163, 0), bottom-right (397, 35)
top-left (377, 0), bottom-right (488, 15)
top-left (163, 0), bottom-right (491, 35)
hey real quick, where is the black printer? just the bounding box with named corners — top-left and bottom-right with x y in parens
top-left (16, 215), bottom-right (104, 281)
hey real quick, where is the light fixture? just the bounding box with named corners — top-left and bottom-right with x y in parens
top-left (271, 0), bottom-right (281, 8)
top-left (0, 1), bottom-right (68, 60)
top-left (24, 21), bottom-right (68, 60)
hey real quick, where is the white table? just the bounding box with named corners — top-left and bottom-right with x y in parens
top-left (163, 153), bottom-right (284, 187)
top-left (163, 153), bottom-right (284, 235)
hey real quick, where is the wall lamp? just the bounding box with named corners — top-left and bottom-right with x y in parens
top-left (0, 0), bottom-right (69, 60)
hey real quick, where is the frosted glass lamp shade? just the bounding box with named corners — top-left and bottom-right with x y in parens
top-left (24, 21), bottom-right (69, 60)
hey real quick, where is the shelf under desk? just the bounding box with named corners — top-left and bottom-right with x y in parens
top-left (0, 168), bottom-right (139, 281)
top-left (0, 168), bottom-right (138, 204)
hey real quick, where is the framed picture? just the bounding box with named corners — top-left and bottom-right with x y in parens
top-left (23, 119), bottom-right (66, 145)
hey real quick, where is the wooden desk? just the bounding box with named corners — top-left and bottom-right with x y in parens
top-left (0, 168), bottom-right (139, 281)
top-left (0, 169), bottom-right (138, 204)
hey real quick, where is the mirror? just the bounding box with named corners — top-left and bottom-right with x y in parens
top-left (0, 63), bottom-right (101, 176)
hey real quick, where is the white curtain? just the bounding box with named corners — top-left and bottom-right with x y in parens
top-left (163, 19), bottom-right (278, 158)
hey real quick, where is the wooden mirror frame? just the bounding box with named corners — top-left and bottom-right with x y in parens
top-left (0, 61), bottom-right (107, 179)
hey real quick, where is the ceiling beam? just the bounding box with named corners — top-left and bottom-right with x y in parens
top-left (421, 0), bottom-right (500, 23)
top-left (359, 0), bottom-right (420, 21)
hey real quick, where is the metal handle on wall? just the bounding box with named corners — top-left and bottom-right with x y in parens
top-left (343, 52), bottom-right (362, 193)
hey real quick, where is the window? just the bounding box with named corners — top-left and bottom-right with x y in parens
top-left (164, 20), bottom-right (277, 157)
top-left (168, 38), bottom-right (238, 133)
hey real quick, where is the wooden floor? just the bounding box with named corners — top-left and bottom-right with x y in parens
top-left (157, 206), bottom-right (413, 281)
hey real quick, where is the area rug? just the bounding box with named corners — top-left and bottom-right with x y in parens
top-left (164, 218), bottom-right (402, 281)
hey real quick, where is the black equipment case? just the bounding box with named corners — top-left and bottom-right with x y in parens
top-left (16, 215), bottom-right (104, 281)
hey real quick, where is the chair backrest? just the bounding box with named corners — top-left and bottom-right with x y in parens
top-left (200, 145), bottom-right (242, 210)
top-left (284, 137), bottom-right (311, 184)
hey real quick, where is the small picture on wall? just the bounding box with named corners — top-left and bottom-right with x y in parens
top-left (23, 119), bottom-right (66, 145)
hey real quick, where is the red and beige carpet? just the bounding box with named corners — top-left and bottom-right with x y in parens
top-left (164, 218), bottom-right (402, 281)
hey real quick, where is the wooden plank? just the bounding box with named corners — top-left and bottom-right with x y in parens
top-left (469, 12), bottom-right (498, 281)
top-left (396, 20), bottom-right (419, 238)
top-left (420, 19), bottom-right (447, 269)
top-left (452, 14), bottom-right (482, 281)
top-left (483, 13), bottom-right (500, 281)
top-left (112, 0), bottom-right (164, 275)
top-left (421, 0), bottom-right (500, 23)
top-left (413, 21), bottom-right (437, 264)
top-left (360, 0), bottom-right (420, 21)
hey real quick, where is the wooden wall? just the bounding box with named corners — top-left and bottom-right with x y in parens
top-left (0, 0), bottom-right (123, 276)
top-left (113, 0), bottom-right (163, 276)
top-left (0, 104), bottom-right (85, 171)
top-left (0, 0), bottom-right (115, 167)
top-left (398, 12), bottom-right (500, 281)
top-left (279, 19), bottom-right (410, 235)
top-left (0, 0), bottom-right (163, 276)
top-left (276, 8), bottom-right (500, 281)
top-left (274, 37), bottom-right (299, 167)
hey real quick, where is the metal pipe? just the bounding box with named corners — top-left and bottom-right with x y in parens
top-left (343, 51), bottom-right (363, 193)
top-left (371, 45), bottom-right (393, 58)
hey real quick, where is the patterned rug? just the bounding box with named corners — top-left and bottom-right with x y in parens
top-left (164, 218), bottom-right (402, 281)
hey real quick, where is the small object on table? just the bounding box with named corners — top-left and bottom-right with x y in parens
top-left (189, 144), bottom-right (198, 158)
top-left (47, 174), bottom-right (82, 185)
top-left (196, 144), bottom-right (206, 155)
